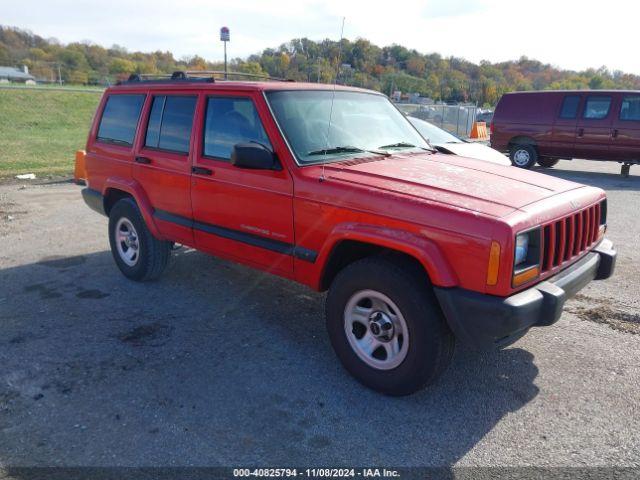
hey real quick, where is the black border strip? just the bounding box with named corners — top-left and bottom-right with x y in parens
top-left (153, 209), bottom-right (317, 263)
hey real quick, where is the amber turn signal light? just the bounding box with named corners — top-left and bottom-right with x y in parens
top-left (486, 241), bottom-right (501, 286)
top-left (512, 266), bottom-right (540, 287)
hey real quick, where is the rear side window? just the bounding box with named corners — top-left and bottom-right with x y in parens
top-left (620, 96), bottom-right (640, 121)
top-left (583, 96), bottom-right (611, 119)
top-left (145, 95), bottom-right (197, 154)
top-left (559, 95), bottom-right (580, 119)
top-left (203, 97), bottom-right (271, 160)
top-left (97, 94), bottom-right (145, 146)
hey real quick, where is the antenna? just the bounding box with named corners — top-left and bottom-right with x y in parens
top-left (321, 16), bottom-right (346, 183)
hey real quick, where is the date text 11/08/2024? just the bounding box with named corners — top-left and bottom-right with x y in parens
top-left (232, 468), bottom-right (400, 478)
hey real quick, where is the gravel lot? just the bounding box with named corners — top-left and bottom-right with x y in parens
top-left (0, 159), bottom-right (638, 470)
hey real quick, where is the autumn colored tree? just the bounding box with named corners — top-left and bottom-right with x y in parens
top-left (2, 25), bottom-right (640, 102)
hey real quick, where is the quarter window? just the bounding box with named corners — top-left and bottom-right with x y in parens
top-left (97, 94), bottom-right (145, 146)
top-left (145, 95), bottom-right (197, 154)
top-left (203, 97), bottom-right (271, 160)
top-left (620, 96), bottom-right (640, 121)
top-left (559, 95), bottom-right (580, 119)
top-left (583, 96), bottom-right (611, 119)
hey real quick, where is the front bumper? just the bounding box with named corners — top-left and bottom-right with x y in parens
top-left (434, 238), bottom-right (616, 349)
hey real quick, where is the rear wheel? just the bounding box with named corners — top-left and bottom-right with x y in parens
top-left (108, 198), bottom-right (171, 281)
top-left (510, 144), bottom-right (537, 169)
top-left (325, 256), bottom-right (455, 396)
top-left (537, 158), bottom-right (560, 168)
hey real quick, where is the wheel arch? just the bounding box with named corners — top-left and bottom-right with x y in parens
top-left (508, 136), bottom-right (538, 148)
top-left (316, 224), bottom-right (458, 291)
top-left (103, 188), bottom-right (133, 215)
top-left (101, 178), bottom-right (161, 238)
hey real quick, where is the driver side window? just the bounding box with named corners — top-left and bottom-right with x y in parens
top-left (203, 97), bottom-right (271, 160)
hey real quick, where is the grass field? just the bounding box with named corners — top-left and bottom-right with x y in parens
top-left (0, 87), bottom-right (102, 177)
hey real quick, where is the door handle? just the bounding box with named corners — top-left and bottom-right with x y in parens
top-left (135, 156), bottom-right (152, 164)
top-left (192, 166), bottom-right (213, 175)
top-left (611, 128), bottom-right (619, 138)
top-left (577, 128), bottom-right (584, 138)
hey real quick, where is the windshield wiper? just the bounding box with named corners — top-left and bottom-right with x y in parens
top-left (307, 146), bottom-right (389, 157)
top-left (378, 142), bottom-right (416, 149)
top-left (378, 142), bottom-right (436, 152)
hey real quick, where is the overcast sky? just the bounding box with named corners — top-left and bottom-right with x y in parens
top-left (3, 0), bottom-right (639, 74)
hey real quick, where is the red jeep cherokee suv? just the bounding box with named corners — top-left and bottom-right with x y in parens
top-left (78, 72), bottom-right (616, 395)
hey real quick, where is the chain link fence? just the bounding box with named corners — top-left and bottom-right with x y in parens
top-left (395, 103), bottom-right (477, 138)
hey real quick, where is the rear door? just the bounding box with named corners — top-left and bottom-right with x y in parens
top-left (133, 92), bottom-right (198, 245)
top-left (574, 94), bottom-right (614, 160)
top-left (611, 94), bottom-right (640, 162)
top-left (87, 92), bottom-right (146, 186)
top-left (190, 91), bottom-right (295, 277)
top-left (550, 94), bottom-right (581, 158)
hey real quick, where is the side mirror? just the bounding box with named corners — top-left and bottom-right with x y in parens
top-left (231, 143), bottom-right (280, 170)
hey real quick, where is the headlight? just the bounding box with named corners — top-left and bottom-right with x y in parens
top-left (512, 228), bottom-right (542, 287)
top-left (514, 233), bottom-right (529, 266)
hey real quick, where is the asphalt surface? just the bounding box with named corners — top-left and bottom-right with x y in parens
top-left (0, 159), bottom-right (638, 469)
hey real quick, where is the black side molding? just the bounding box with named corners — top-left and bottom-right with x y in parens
top-left (153, 209), bottom-right (317, 263)
top-left (293, 247), bottom-right (318, 263)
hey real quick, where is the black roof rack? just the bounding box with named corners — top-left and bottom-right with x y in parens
top-left (117, 70), bottom-right (293, 85)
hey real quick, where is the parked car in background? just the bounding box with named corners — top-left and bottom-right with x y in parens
top-left (491, 90), bottom-right (640, 173)
top-left (476, 110), bottom-right (494, 124)
top-left (408, 116), bottom-right (510, 166)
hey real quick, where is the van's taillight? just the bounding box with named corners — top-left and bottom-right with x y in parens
top-left (490, 121), bottom-right (494, 134)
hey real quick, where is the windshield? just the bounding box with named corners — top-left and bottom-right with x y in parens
top-left (407, 116), bottom-right (462, 144)
top-left (266, 90), bottom-right (430, 164)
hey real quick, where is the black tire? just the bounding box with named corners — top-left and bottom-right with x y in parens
top-left (108, 198), bottom-right (170, 281)
top-left (509, 144), bottom-right (537, 169)
top-left (537, 158), bottom-right (560, 168)
top-left (325, 256), bottom-right (455, 396)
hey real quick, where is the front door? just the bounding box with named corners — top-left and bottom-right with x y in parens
top-left (133, 92), bottom-right (199, 245)
top-left (574, 94), bottom-right (614, 160)
top-left (190, 92), bottom-right (295, 277)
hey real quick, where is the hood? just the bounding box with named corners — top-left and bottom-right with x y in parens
top-left (325, 152), bottom-right (585, 217)
top-left (434, 142), bottom-right (511, 166)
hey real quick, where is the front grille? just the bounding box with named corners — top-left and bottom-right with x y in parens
top-left (541, 202), bottom-right (603, 273)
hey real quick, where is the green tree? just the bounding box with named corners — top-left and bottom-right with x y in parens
top-left (108, 58), bottom-right (136, 75)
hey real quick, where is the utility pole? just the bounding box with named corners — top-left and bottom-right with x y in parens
top-left (220, 26), bottom-right (230, 79)
top-left (40, 61), bottom-right (63, 85)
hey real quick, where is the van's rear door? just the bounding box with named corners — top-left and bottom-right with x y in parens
top-left (550, 94), bottom-right (582, 158)
top-left (610, 93), bottom-right (640, 162)
top-left (574, 94), bottom-right (615, 160)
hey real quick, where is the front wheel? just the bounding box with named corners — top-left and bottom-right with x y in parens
top-left (510, 144), bottom-right (538, 169)
top-left (325, 256), bottom-right (455, 396)
top-left (108, 198), bottom-right (171, 281)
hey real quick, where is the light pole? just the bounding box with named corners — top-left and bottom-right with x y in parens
top-left (220, 26), bottom-right (230, 79)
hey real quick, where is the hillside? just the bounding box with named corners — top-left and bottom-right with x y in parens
top-left (0, 88), bottom-right (100, 177)
top-left (2, 25), bottom-right (640, 105)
